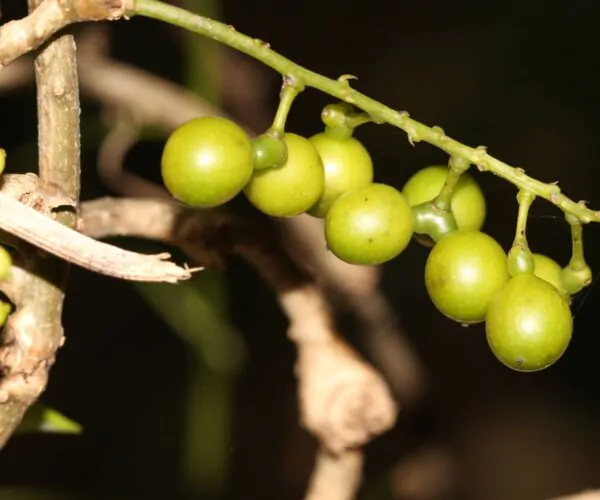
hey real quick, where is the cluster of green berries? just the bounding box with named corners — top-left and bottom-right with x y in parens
top-left (160, 107), bottom-right (588, 373)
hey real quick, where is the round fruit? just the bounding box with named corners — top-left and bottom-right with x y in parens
top-left (244, 133), bottom-right (325, 217)
top-left (325, 183), bottom-right (413, 266)
top-left (161, 116), bottom-right (254, 208)
top-left (0, 245), bottom-right (12, 282)
top-left (532, 253), bottom-right (567, 296)
top-left (402, 165), bottom-right (486, 231)
top-left (307, 132), bottom-right (373, 218)
top-left (486, 273), bottom-right (573, 372)
top-left (425, 230), bottom-right (509, 324)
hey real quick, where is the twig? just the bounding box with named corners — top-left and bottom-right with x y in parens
top-left (0, 179), bottom-right (192, 283)
top-left (0, 0), bottom-right (127, 68)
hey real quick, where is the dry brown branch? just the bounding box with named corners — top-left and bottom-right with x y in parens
top-left (0, 0), bottom-right (127, 68)
top-left (273, 285), bottom-right (398, 454)
top-left (0, 175), bottom-right (193, 283)
top-left (79, 196), bottom-right (398, 496)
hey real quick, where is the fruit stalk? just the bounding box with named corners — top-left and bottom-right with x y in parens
top-left (432, 156), bottom-right (469, 212)
top-left (507, 190), bottom-right (535, 277)
top-left (270, 76), bottom-right (303, 136)
top-left (561, 214), bottom-right (593, 294)
top-left (131, 0), bottom-right (600, 223)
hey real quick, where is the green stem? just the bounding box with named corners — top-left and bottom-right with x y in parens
top-left (269, 76), bottom-right (303, 136)
top-left (345, 112), bottom-right (373, 129)
top-left (513, 190), bottom-right (535, 246)
top-left (432, 156), bottom-right (469, 212)
top-left (130, 0), bottom-right (600, 223)
top-left (322, 104), bottom-right (372, 140)
top-left (566, 214), bottom-right (586, 269)
top-left (507, 190), bottom-right (535, 277)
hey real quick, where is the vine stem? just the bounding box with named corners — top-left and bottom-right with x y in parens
top-left (131, 0), bottom-right (600, 223)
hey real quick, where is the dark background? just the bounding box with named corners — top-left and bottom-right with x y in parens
top-left (1, 1), bottom-right (600, 499)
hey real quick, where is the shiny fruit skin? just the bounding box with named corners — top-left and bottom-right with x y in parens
top-left (307, 132), bottom-right (373, 218)
top-left (161, 116), bottom-right (254, 208)
top-left (244, 133), bottom-right (325, 217)
top-left (486, 273), bottom-right (573, 372)
top-left (324, 183), bottom-right (413, 266)
top-left (532, 253), bottom-right (568, 296)
top-left (425, 230), bottom-right (509, 324)
top-left (402, 165), bottom-right (486, 231)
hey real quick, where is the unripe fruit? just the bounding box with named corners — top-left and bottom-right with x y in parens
top-left (308, 132), bottom-right (373, 218)
top-left (486, 273), bottom-right (573, 372)
top-left (324, 183), bottom-right (413, 266)
top-left (425, 230), bottom-right (509, 324)
top-left (161, 116), bottom-right (254, 208)
top-left (244, 133), bottom-right (325, 218)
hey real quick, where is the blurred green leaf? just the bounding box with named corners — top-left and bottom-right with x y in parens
top-left (16, 403), bottom-right (82, 435)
